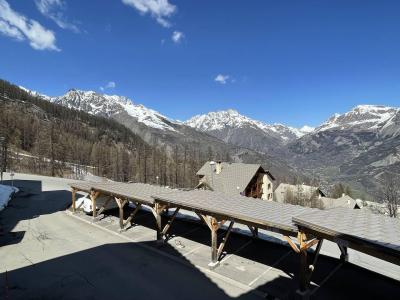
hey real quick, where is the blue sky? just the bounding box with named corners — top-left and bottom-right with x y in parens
top-left (0, 0), bottom-right (399, 127)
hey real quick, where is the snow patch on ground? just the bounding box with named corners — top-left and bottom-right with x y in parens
top-left (0, 184), bottom-right (19, 211)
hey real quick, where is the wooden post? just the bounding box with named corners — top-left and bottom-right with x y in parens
top-left (90, 189), bottom-right (99, 218)
top-left (122, 202), bottom-right (142, 229)
top-left (115, 197), bottom-right (127, 229)
top-left (248, 225), bottom-right (258, 238)
top-left (339, 244), bottom-right (349, 262)
top-left (299, 248), bottom-right (309, 293)
top-left (210, 217), bottom-right (219, 267)
top-left (297, 231), bottom-right (310, 299)
top-left (217, 221), bottom-right (234, 258)
top-left (96, 197), bottom-right (113, 217)
top-left (119, 201), bottom-right (124, 229)
top-left (155, 203), bottom-right (162, 241)
top-left (71, 188), bottom-right (76, 212)
top-left (161, 208), bottom-right (180, 237)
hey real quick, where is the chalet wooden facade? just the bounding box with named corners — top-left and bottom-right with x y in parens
top-left (196, 161), bottom-right (275, 200)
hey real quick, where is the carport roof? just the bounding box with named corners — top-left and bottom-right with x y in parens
top-left (153, 189), bottom-right (316, 235)
top-left (70, 181), bottom-right (176, 205)
top-left (293, 207), bottom-right (400, 258)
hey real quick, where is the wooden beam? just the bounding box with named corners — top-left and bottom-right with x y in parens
top-left (284, 235), bottom-right (300, 253)
top-left (122, 202), bottom-right (142, 229)
top-left (217, 221), bottom-right (234, 259)
top-left (218, 220), bottom-right (226, 227)
top-left (198, 213), bottom-right (212, 230)
top-left (71, 188), bottom-right (76, 212)
top-left (308, 239), bottom-right (323, 273)
top-left (76, 200), bottom-right (84, 210)
top-left (301, 238), bottom-right (319, 251)
top-left (161, 208), bottom-right (180, 236)
top-left (248, 225), bottom-right (258, 238)
top-left (96, 196), bottom-right (113, 217)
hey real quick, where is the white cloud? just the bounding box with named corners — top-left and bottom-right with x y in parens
top-left (0, 0), bottom-right (59, 51)
top-left (100, 81), bottom-right (116, 91)
top-left (214, 74), bottom-right (230, 84)
top-left (35, 0), bottom-right (79, 33)
top-left (122, 0), bottom-right (176, 27)
top-left (0, 20), bottom-right (24, 41)
top-left (106, 81), bottom-right (116, 88)
top-left (171, 30), bottom-right (183, 43)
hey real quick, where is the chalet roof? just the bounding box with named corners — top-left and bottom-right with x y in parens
top-left (196, 162), bottom-right (274, 196)
top-left (320, 194), bottom-right (358, 210)
top-left (275, 183), bottom-right (326, 197)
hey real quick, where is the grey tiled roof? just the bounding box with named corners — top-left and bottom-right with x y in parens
top-left (196, 162), bottom-right (264, 195)
top-left (320, 195), bottom-right (357, 210)
top-left (293, 207), bottom-right (400, 253)
top-left (69, 181), bottom-right (175, 205)
top-left (153, 189), bottom-right (316, 234)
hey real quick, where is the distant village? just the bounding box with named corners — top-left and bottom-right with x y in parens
top-left (195, 161), bottom-right (397, 217)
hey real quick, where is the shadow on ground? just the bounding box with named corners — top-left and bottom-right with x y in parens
top-left (0, 180), bottom-right (80, 247)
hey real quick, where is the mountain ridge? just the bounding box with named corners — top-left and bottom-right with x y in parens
top-left (17, 83), bottom-right (400, 198)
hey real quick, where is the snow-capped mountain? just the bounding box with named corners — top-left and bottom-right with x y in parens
top-left (185, 109), bottom-right (313, 142)
top-left (30, 88), bottom-right (178, 132)
top-left (315, 105), bottom-right (399, 133)
top-left (288, 104), bottom-right (400, 198)
top-left (184, 109), bottom-right (314, 155)
top-left (13, 82), bottom-right (400, 198)
top-left (19, 85), bottom-right (52, 101)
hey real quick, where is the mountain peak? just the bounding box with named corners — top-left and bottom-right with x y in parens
top-left (226, 108), bottom-right (240, 115)
top-left (316, 104), bottom-right (399, 132)
top-left (185, 109), bottom-right (312, 145)
top-left (42, 89), bottom-right (176, 132)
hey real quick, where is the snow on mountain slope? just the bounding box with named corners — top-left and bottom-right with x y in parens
top-left (185, 109), bottom-right (313, 140)
top-left (315, 105), bottom-right (399, 132)
top-left (19, 85), bottom-right (52, 101)
top-left (29, 88), bottom-right (178, 132)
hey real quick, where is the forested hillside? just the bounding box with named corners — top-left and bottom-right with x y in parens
top-left (0, 79), bottom-right (220, 187)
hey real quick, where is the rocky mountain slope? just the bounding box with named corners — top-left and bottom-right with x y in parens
top-left (287, 105), bottom-right (400, 198)
top-left (185, 109), bottom-right (313, 154)
top-left (184, 105), bottom-right (400, 199)
top-left (20, 86), bottom-right (302, 182)
top-left (19, 84), bottom-right (400, 198)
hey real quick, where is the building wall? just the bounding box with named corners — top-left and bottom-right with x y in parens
top-left (261, 174), bottom-right (274, 200)
top-left (274, 184), bottom-right (286, 203)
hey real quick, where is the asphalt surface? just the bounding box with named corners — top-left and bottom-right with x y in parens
top-left (0, 173), bottom-right (399, 299)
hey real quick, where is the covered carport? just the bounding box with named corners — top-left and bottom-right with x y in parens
top-left (152, 189), bottom-right (319, 268)
top-left (69, 181), bottom-right (400, 298)
top-left (293, 207), bottom-right (400, 298)
top-left (69, 181), bottom-right (180, 236)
